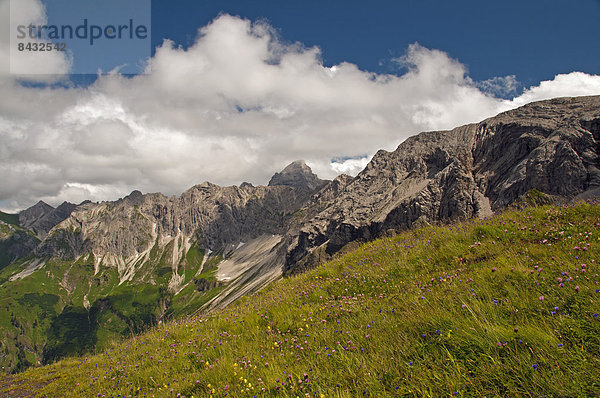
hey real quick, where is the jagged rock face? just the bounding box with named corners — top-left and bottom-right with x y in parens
top-left (31, 202), bottom-right (79, 239)
top-left (18, 201), bottom-right (54, 230)
top-left (472, 97), bottom-right (600, 207)
top-left (283, 96), bottom-right (600, 275)
top-left (268, 160), bottom-right (328, 191)
top-left (29, 96), bottom-right (600, 279)
top-left (0, 199), bottom-right (81, 269)
top-left (18, 200), bottom-right (80, 239)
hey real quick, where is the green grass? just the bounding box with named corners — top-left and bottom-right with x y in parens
top-left (2, 202), bottom-right (600, 397)
top-left (0, 223), bottom-right (13, 238)
top-left (182, 244), bottom-right (205, 284)
top-left (204, 251), bottom-right (224, 271)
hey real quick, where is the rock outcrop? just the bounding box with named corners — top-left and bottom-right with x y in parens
top-left (0, 224), bottom-right (39, 269)
top-left (38, 181), bottom-right (314, 260)
top-left (0, 200), bottom-right (83, 269)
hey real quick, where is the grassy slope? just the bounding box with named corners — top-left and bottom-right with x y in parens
top-left (2, 203), bottom-right (600, 397)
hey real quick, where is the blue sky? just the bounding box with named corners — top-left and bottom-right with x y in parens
top-left (152, 0), bottom-right (599, 88)
top-left (17, 0), bottom-right (599, 90)
top-left (2, 0), bottom-right (600, 211)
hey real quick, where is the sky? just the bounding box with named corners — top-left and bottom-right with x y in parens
top-left (1, 0), bottom-right (600, 212)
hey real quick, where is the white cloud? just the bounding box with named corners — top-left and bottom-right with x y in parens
top-left (1, 8), bottom-right (600, 211)
top-left (329, 157), bottom-right (372, 176)
top-left (2, 0), bottom-right (71, 79)
top-left (510, 72), bottom-right (600, 107)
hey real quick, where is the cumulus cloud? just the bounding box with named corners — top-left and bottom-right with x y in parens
top-left (510, 72), bottom-right (600, 107)
top-left (1, 6), bottom-right (600, 211)
top-left (2, 0), bottom-right (71, 80)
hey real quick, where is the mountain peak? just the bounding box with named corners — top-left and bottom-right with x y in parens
top-left (125, 190), bottom-right (143, 199)
top-left (19, 200), bottom-right (54, 218)
top-left (18, 200), bottom-right (57, 234)
top-left (268, 160), bottom-right (327, 191)
top-left (121, 190), bottom-right (144, 206)
top-left (34, 200), bottom-right (54, 210)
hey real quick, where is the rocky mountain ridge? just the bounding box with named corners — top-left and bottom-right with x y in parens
top-left (282, 96), bottom-right (600, 274)
top-left (31, 163), bottom-right (326, 297)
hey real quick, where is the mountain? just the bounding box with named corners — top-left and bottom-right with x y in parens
top-left (22, 201), bottom-right (80, 240)
top-left (17, 201), bottom-right (54, 230)
top-left (0, 95), bottom-right (599, 373)
top-left (282, 96), bottom-right (600, 274)
top-left (0, 200), bottom-right (82, 271)
top-left (0, 215), bottom-right (38, 271)
top-left (268, 160), bottom-right (328, 191)
top-left (32, 176), bottom-right (322, 310)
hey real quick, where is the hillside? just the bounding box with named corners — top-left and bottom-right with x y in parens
top-left (2, 201), bottom-right (599, 397)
